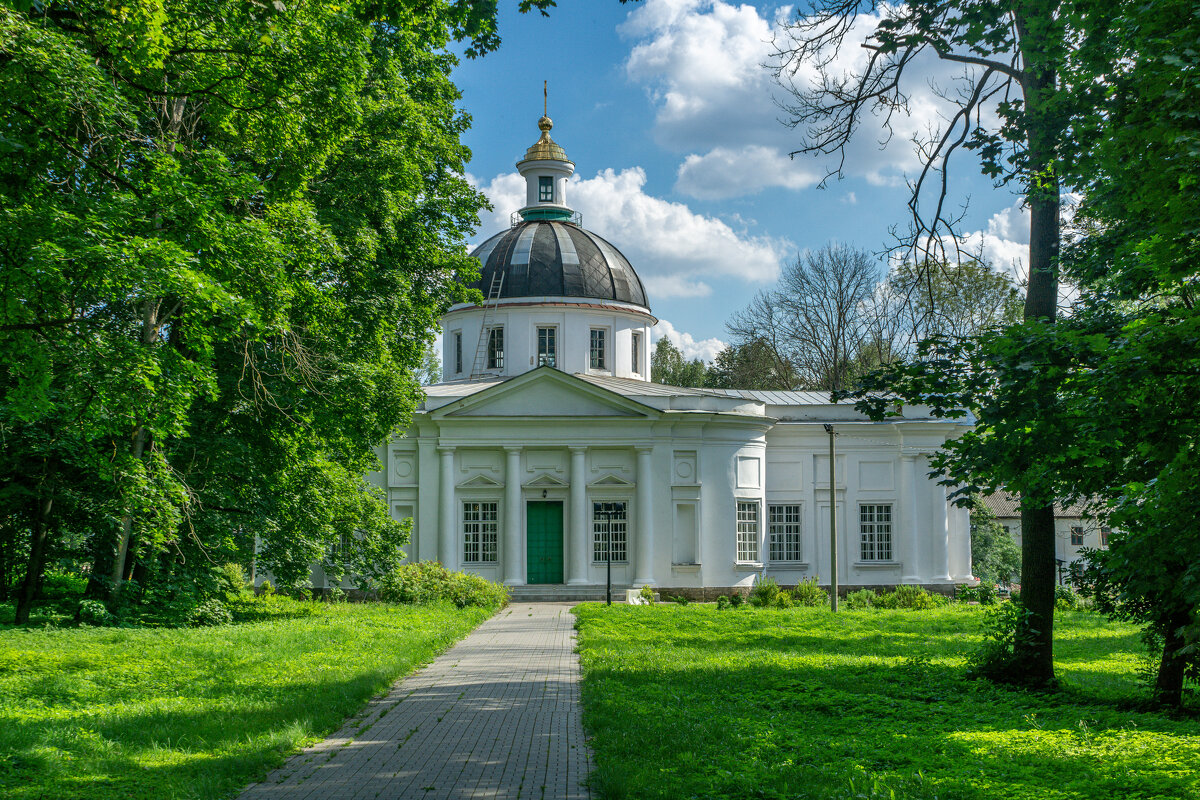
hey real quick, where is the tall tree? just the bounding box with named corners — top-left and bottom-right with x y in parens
top-left (650, 338), bottom-right (708, 388)
top-left (0, 0), bottom-right (534, 613)
top-left (729, 244), bottom-right (881, 392)
top-left (705, 339), bottom-right (797, 390)
top-left (773, 0), bottom-right (1076, 685)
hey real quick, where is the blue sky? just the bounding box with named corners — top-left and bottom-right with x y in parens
top-left (452, 0), bottom-right (1030, 360)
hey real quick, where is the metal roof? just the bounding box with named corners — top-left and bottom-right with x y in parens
top-left (979, 492), bottom-right (1094, 519)
top-left (469, 221), bottom-right (649, 309)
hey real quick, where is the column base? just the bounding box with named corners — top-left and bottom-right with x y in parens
top-left (930, 574), bottom-right (954, 582)
top-left (503, 579), bottom-right (527, 587)
top-left (632, 578), bottom-right (656, 587)
top-left (567, 578), bottom-right (590, 586)
top-left (900, 575), bottom-right (922, 584)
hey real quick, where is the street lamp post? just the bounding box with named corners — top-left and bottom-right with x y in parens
top-left (825, 424), bottom-right (838, 612)
top-left (596, 504), bottom-right (614, 606)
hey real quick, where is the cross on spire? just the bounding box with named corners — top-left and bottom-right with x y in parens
top-left (543, 80), bottom-right (547, 117)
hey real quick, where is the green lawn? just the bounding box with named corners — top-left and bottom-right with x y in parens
top-left (0, 600), bottom-right (494, 800)
top-left (574, 604), bottom-right (1200, 800)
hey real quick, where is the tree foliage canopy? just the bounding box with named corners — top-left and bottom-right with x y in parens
top-left (0, 0), bottom-right (526, 620)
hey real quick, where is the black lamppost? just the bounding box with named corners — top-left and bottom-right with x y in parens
top-left (596, 504), bottom-right (614, 606)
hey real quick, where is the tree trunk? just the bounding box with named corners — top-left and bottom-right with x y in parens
top-left (1154, 612), bottom-right (1193, 707)
top-left (15, 493), bottom-right (54, 625)
top-left (1011, 1), bottom-right (1062, 687)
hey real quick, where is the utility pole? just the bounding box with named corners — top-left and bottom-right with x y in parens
top-left (825, 424), bottom-right (838, 612)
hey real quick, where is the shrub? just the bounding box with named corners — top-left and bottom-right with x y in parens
top-left (258, 580), bottom-right (274, 595)
top-left (1055, 585), bottom-right (1085, 611)
top-left (875, 584), bottom-right (948, 610)
top-left (955, 583), bottom-right (980, 603)
top-left (977, 583), bottom-right (997, 605)
top-left (966, 601), bottom-right (1039, 681)
top-left (217, 564), bottom-right (249, 600)
top-left (326, 586), bottom-right (347, 603)
top-left (749, 577), bottom-right (781, 607)
top-left (792, 578), bottom-right (828, 607)
top-left (639, 585), bottom-right (656, 604)
top-left (77, 599), bottom-right (115, 627)
top-left (844, 589), bottom-right (876, 609)
top-left (671, 594), bottom-right (689, 606)
top-left (190, 599), bottom-right (233, 627)
top-left (716, 595), bottom-right (730, 610)
top-left (729, 592), bottom-right (744, 608)
top-left (376, 561), bottom-right (509, 609)
top-left (774, 590), bottom-right (794, 609)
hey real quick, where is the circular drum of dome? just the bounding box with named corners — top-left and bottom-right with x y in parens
top-left (469, 221), bottom-right (649, 310)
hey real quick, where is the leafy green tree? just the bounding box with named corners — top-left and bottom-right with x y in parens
top-left (970, 501), bottom-right (1021, 587)
top-left (705, 340), bottom-right (796, 390)
top-left (772, 0), bottom-right (1093, 685)
top-left (0, 0), bottom-right (535, 617)
top-left (650, 338), bottom-right (708, 387)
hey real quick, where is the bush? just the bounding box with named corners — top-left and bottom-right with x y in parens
top-left (190, 599), bottom-right (233, 627)
top-left (792, 578), bottom-right (828, 607)
top-left (874, 584), bottom-right (948, 610)
top-left (1055, 584), bottom-right (1085, 611)
top-left (217, 563), bottom-right (249, 600)
top-left (844, 589), bottom-right (876, 609)
top-left (376, 561), bottom-right (509, 609)
top-left (77, 599), bottom-right (115, 627)
top-left (774, 590), bottom-right (794, 609)
top-left (729, 592), bottom-right (744, 608)
top-left (716, 595), bottom-right (730, 610)
top-left (966, 601), bottom-right (1038, 681)
top-left (977, 583), bottom-right (997, 605)
top-left (749, 577), bottom-right (781, 607)
top-left (671, 594), bottom-right (689, 605)
top-left (639, 585), bottom-right (656, 604)
top-left (955, 583), bottom-right (980, 603)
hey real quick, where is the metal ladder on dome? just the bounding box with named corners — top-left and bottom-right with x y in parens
top-left (469, 271), bottom-right (505, 379)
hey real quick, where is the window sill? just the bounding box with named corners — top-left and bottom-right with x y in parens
top-left (733, 561), bottom-right (764, 571)
top-left (671, 562), bottom-right (701, 572)
top-left (591, 560), bottom-right (629, 566)
top-left (853, 561), bottom-right (903, 569)
top-left (768, 561), bottom-right (810, 570)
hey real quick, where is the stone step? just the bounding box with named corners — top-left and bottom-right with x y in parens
top-left (507, 585), bottom-right (627, 603)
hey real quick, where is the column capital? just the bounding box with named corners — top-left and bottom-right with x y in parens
top-left (568, 445), bottom-right (588, 453)
top-left (634, 445), bottom-right (653, 455)
top-left (437, 444), bottom-right (456, 454)
top-left (503, 445), bottom-right (523, 453)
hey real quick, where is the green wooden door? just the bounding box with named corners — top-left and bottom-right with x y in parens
top-left (526, 502), bottom-right (564, 584)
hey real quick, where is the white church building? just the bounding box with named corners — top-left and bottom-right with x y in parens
top-left (369, 115), bottom-right (974, 598)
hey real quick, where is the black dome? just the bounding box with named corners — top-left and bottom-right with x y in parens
top-left (469, 221), bottom-right (649, 309)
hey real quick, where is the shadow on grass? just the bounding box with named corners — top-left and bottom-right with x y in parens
top-left (576, 607), bottom-right (1200, 800)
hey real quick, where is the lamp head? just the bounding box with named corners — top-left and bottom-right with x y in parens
top-left (823, 424), bottom-right (834, 434)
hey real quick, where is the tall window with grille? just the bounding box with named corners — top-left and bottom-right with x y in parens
top-left (1100, 526), bottom-right (1111, 547)
top-left (736, 501), bottom-right (760, 562)
top-left (592, 501), bottom-right (627, 562)
top-left (859, 504), bottom-right (893, 561)
top-left (462, 501), bottom-right (498, 563)
top-left (537, 326), bottom-right (557, 367)
top-left (631, 331), bottom-right (642, 374)
top-left (486, 327), bottom-right (504, 370)
top-left (1070, 526), bottom-right (1085, 546)
top-left (538, 175), bottom-right (554, 202)
top-left (589, 328), bottom-right (606, 369)
top-left (453, 331), bottom-right (463, 374)
top-left (768, 504), bottom-right (802, 562)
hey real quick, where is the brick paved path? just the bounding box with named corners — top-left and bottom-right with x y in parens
top-left (237, 603), bottom-right (591, 800)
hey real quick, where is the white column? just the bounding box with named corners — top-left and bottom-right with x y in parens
top-left (438, 447), bottom-right (457, 571)
top-left (951, 500), bottom-right (974, 581)
top-left (900, 454), bottom-right (921, 583)
top-left (932, 481), bottom-right (952, 581)
top-left (568, 446), bottom-right (590, 585)
top-left (633, 446), bottom-right (655, 586)
top-left (504, 446), bottom-right (525, 585)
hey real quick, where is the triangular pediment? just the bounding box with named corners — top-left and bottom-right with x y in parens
top-left (432, 367), bottom-right (658, 420)
top-left (524, 473), bottom-right (569, 488)
top-left (588, 472), bottom-right (635, 488)
top-left (457, 473), bottom-right (503, 489)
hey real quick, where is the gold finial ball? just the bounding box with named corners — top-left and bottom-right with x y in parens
top-left (538, 115), bottom-right (553, 132)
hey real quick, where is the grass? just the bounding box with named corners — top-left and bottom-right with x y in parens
top-left (0, 598), bottom-right (495, 800)
top-left (574, 604), bottom-right (1200, 800)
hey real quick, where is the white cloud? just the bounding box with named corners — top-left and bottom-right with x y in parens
top-left (652, 318), bottom-right (727, 362)
top-left (621, 0), bottom-right (982, 196)
top-left (470, 167), bottom-right (790, 299)
top-left (675, 145), bottom-right (820, 199)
